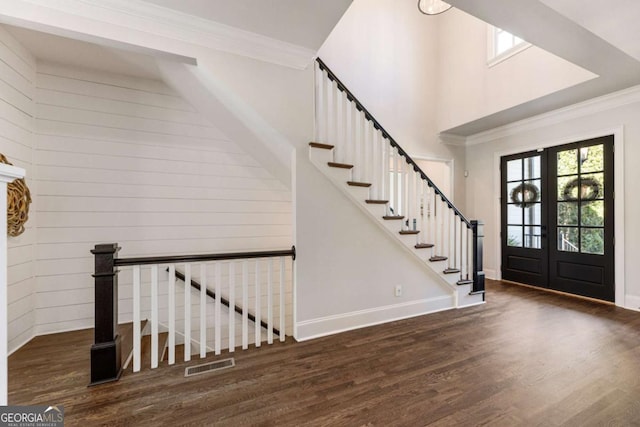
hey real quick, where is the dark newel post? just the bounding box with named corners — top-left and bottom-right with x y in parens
top-left (471, 221), bottom-right (486, 296)
top-left (89, 243), bottom-right (122, 386)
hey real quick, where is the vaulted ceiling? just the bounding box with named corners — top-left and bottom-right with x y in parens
top-left (445, 0), bottom-right (640, 135)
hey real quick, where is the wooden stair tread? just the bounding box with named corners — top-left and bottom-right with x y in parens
top-left (429, 256), bottom-right (448, 262)
top-left (328, 162), bottom-right (353, 169)
top-left (383, 215), bottom-right (404, 220)
top-left (415, 243), bottom-right (434, 249)
top-left (399, 230), bottom-right (420, 235)
top-left (347, 181), bottom-right (372, 187)
top-left (443, 268), bottom-right (460, 274)
top-left (365, 199), bottom-right (388, 204)
top-left (457, 279), bottom-right (473, 286)
top-left (309, 142), bottom-right (334, 150)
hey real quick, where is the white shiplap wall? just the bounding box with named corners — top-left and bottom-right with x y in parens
top-left (0, 26), bottom-right (36, 354)
top-left (34, 62), bottom-right (293, 336)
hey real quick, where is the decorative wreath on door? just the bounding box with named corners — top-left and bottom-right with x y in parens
top-left (561, 176), bottom-right (601, 201)
top-left (510, 182), bottom-right (540, 208)
top-left (1, 154), bottom-right (31, 236)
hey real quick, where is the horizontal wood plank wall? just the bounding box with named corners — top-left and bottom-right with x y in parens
top-left (34, 62), bottom-right (293, 337)
top-left (0, 26), bottom-right (37, 354)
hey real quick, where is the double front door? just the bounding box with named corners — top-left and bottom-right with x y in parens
top-left (501, 136), bottom-right (614, 301)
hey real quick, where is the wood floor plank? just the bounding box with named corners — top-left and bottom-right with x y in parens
top-left (8, 280), bottom-right (640, 426)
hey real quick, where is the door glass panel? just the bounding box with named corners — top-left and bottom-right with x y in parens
top-left (507, 226), bottom-right (523, 247)
top-left (507, 159), bottom-right (522, 181)
top-left (524, 155), bottom-right (541, 179)
top-left (557, 149), bottom-right (578, 175)
top-left (581, 228), bottom-right (604, 255)
top-left (508, 204), bottom-right (522, 224)
top-left (557, 202), bottom-right (578, 226)
top-left (524, 226), bottom-right (542, 249)
top-left (580, 145), bottom-right (604, 173)
top-left (581, 201), bottom-right (604, 226)
top-left (558, 227), bottom-right (579, 252)
top-left (524, 203), bottom-right (541, 225)
top-left (580, 173), bottom-right (604, 200)
top-left (558, 175), bottom-right (579, 201)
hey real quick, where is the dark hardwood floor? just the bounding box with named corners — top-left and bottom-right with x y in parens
top-left (9, 280), bottom-right (640, 426)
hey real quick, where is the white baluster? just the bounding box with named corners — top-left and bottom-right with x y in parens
top-left (372, 131), bottom-right (379, 200)
top-left (255, 260), bottom-right (261, 347)
top-left (199, 263), bottom-right (207, 358)
top-left (133, 265), bottom-right (141, 372)
top-left (363, 119), bottom-right (370, 185)
top-left (279, 257), bottom-right (285, 342)
top-left (354, 110), bottom-right (362, 182)
top-left (168, 264), bottom-right (175, 365)
top-left (215, 262), bottom-right (221, 355)
top-left (267, 258), bottom-right (274, 345)
top-left (327, 77), bottom-right (335, 147)
top-left (393, 148), bottom-right (399, 217)
top-left (184, 263), bottom-right (191, 362)
top-left (383, 140), bottom-right (390, 213)
top-left (335, 88), bottom-right (343, 162)
top-left (228, 261), bottom-right (235, 353)
top-left (402, 159), bottom-right (408, 226)
top-left (242, 260), bottom-right (249, 350)
top-left (420, 179), bottom-right (426, 245)
top-left (345, 97), bottom-right (353, 164)
top-left (151, 264), bottom-right (158, 369)
top-left (315, 64), bottom-right (324, 143)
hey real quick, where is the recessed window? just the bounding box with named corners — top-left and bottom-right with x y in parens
top-left (487, 26), bottom-right (531, 66)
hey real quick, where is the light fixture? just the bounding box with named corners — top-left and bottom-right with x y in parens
top-left (418, 0), bottom-right (452, 15)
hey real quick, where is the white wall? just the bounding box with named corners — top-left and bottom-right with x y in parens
top-left (33, 61), bottom-right (293, 335)
top-left (437, 9), bottom-right (596, 133)
top-left (464, 88), bottom-right (639, 309)
top-left (0, 26), bottom-right (36, 353)
top-left (318, 0), bottom-right (466, 208)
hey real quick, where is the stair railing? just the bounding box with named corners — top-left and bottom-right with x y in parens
top-left (90, 244), bottom-right (295, 385)
top-left (315, 58), bottom-right (484, 292)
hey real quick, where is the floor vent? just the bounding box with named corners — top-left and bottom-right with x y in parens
top-left (184, 358), bottom-right (235, 378)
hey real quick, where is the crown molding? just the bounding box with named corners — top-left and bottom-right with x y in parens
top-left (438, 133), bottom-right (467, 146)
top-left (9, 0), bottom-right (316, 69)
top-left (465, 83), bottom-right (640, 146)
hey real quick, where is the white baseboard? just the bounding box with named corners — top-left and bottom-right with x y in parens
top-left (8, 331), bottom-right (35, 356)
top-left (624, 295), bottom-right (640, 312)
top-left (484, 268), bottom-right (497, 280)
top-left (295, 295), bottom-right (454, 342)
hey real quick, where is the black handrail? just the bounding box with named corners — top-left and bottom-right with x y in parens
top-left (114, 246), bottom-right (296, 267)
top-left (171, 268), bottom-right (279, 336)
top-left (316, 57), bottom-right (471, 228)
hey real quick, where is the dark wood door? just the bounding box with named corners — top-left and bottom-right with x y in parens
top-left (501, 150), bottom-right (548, 288)
top-left (501, 136), bottom-right (615, 301)
top-left (547, 136), bottom-right (615, 301)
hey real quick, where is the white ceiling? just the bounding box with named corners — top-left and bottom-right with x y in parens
top-left (539, 0), bottom-right (640, 62)
top-left (141, 0), bottom-right (353, 50)
top-left (6, 25), bottom-right (164, 80)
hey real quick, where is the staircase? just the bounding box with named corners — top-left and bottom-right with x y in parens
top-left (312, 58), bottom-right (484, 308)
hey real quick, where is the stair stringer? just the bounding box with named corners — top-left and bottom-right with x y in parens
top-left (309, 146), bottom-right (483, 308)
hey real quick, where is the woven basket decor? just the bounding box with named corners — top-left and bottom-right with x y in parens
top-left (1, 153), bottom-right (31, 236)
